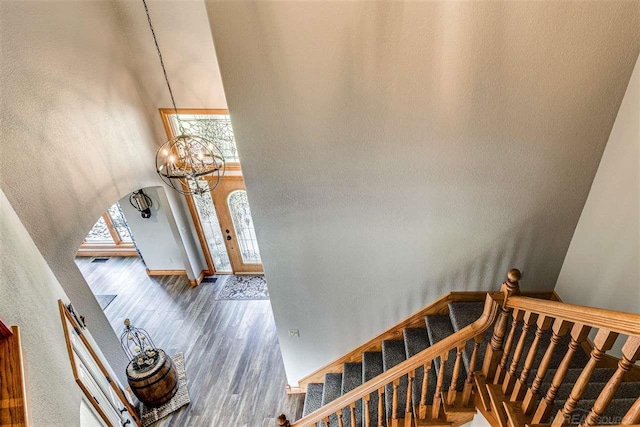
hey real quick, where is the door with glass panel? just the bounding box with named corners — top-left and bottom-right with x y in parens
top-left (208, 177), bottom-right (263, 274)
top-left (160, 109), bottom-right (263, 274)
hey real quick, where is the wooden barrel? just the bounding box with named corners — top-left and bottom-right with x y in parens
top-left (126, 349), bottom-right (178, 407)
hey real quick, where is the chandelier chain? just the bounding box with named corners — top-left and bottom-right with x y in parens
top-left (142, 0), bottom-right (183, 131)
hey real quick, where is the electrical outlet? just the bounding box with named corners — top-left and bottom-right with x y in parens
top-left (288, 329), bottom-right (300, 337)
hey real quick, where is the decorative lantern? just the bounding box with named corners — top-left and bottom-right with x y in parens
top-left (120, 319), bottom-right (158, 370)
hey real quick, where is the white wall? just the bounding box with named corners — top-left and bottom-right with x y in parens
top-left (555, 55), bottom-right (640, 314)
top-left (0, 0), bottom-right (209, 380)
top-left (119, 187), bottom-right (192, 274)
top-left (205, 1), bottom-right (640, 384)
top-left (0, 189), bottom-right (83, 426)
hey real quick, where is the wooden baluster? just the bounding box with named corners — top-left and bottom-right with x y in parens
top-left (522, 319), bottom-right (571, 415)
top-left (392, 378), bottom-right (399, 425)
top-left (482, 269), bottom-right (521, 380)
top-left (378, 387), bottom-right (384, 427)
top-left (503, 311), bottom-right (538, 395)
top-left (323, 416), bottom-right (330, 427)
top-left (580, 336), bottom-right (640, 427)
top-left (432, 352), bottom-right (449, 419)
top-left (551, 329), bottom-right (619, 427)
top-left (494, 310), bottom-right (524, 385)
top-left (462, 335), bottom-right (483, 406)
top-left (419, 362), bottom-right (431, 419)
top-left (511, 315), bottom-right (552, 401)
top-left (337, 409), bottom-right (344, 427)
top-left (364, 394), bottom-right (371, 427)
top-left (405, 370), bottom-right (414, 427)
top-left (349, 403), bottom-right (357, 427)
top-left (448, 344), bottom-right (465, 405)
top-left (531, 323), bottom-right (591, 424)
top-left (622, 395), bottom-right (640, 425)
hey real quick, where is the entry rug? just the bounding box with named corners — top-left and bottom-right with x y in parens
top-left (216, 275), bottom-right (270, 300)
top-left (140, 352), bottom-right (190, 426)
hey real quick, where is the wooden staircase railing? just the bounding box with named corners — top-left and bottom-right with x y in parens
top-left (280, 269), bottom-right (640, 427)
top-left (479, 289), bottom-right (640, 427)
top-left (285, 268), bottom-right (521, 427)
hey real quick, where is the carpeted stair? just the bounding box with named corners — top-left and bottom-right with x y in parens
top-left (301, 300), bottom-right (640, 426)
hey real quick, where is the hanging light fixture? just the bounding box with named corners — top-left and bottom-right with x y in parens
top-left (142, 0), bottom-right (225, 196)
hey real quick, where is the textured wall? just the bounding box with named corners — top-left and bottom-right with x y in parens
top-left (0, 0), bottom-right (209, 382)
top-left (0, 189), bottom-right (83, 426)
top-left (556, 55), bottom-right (640, 314)
top-left (205, 1), bottom-right (640, 384)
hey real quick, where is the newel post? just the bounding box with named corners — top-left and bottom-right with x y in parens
top-left (278, 414), bottom-right (291, 427)
top-left (481, 268), bottom-right (521, 380)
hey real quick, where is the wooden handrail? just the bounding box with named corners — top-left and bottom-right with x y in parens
top-left (506, 296), bottom-right (640, 336)
top-left (290, 293), bottom-right (503, 426)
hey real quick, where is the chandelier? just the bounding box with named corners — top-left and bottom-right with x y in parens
top-left (143, 0), bottom-right (225, 196)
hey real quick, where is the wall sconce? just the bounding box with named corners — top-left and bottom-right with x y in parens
top-left (130, 190), bottom-right (153, 219)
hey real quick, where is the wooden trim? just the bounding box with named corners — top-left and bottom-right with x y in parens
top-left (102, 213), bottom-right (122, 245)
top-left (79, 243), bottom-right (136, 250)
top-left (58, 301), bottom-right (141, 427)
top-left (0, 318), bottom-right (12, 339)
top-left (188, 270), bottom-right (206, 287)
top-left (297, 290), bottom-right (554, 391)
top-left (291, 293), bottom-right (503, 426)
top-left (76, 251), bottom-right (138, 257)
top-left (146, 269), bottom-right (188, 276)
top-left (0, 325), bottom-right (28, 426)
top-left (506, 296), bottom-right (640, 336)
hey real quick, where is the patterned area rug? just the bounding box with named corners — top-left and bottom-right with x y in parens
top-left (216, 275), bottom-right (269, 300)
top-left (96, 294), bottom-right (117, 310)
top-left (140, 352), bottom-right (190, 426)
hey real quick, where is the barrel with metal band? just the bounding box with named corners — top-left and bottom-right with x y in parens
top-left (126, 349), bottom-right (178, 407)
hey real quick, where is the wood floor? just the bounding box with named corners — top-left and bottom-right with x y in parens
top-left (76, 257), bottom-right (304, 427)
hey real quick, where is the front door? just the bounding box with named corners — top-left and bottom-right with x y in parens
top-left (207, 176), bottom-right (263, 274)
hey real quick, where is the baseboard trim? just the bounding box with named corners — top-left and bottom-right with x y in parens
top-left (188, 270), bottom-right (206, 287)
top-left (76, 251), bottom-right (138, 257)
top-left (146, 269), bottom-right (187, 276)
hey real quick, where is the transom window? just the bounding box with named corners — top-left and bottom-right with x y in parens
top-left (167, 113), bottom-right (240, 163)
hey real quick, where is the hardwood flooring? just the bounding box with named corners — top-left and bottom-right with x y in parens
top-left (75, 257), bottom-right (304, 426)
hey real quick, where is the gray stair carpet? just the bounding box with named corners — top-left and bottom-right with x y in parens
top-left (303, 383), bottom-right (325, 417)
top-left (527, 367), bottom-right (615, 389)
top-left (362, 351), bottom-right (385, 427)
top-left (382, 340), bottom-right (409, 419)
top-left (448, 302), bottom-right (493, 373)
top-left (404, 328), bottom-right (437, 406)
top-left (322, 373), bottom-right (343, 427)
top-left (426, 315), bottom-right (467, 391)
top-left (342, 362), bottom-right (363, 427)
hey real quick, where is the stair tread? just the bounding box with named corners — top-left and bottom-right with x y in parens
top-left (538, 379), bottom-right (639, 402)
top-left (529, 367), bottom-right (615, 388)
top-left (342, 362), bottom-right (363, 427)
top-left (303, 383), bottom-right (324, 417)
top-left (426, 315), bottom-right (466, 391)
top-left (362, 351), bottom-right (384, 426)
top-left (322, 373), bottom-right (343, 426)
top-left (382, 340), bottom-right (408, 419)
top-left (404, 327), bottom-right (437, 405)
top-left (448, 302), bottom-right (492, 373)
